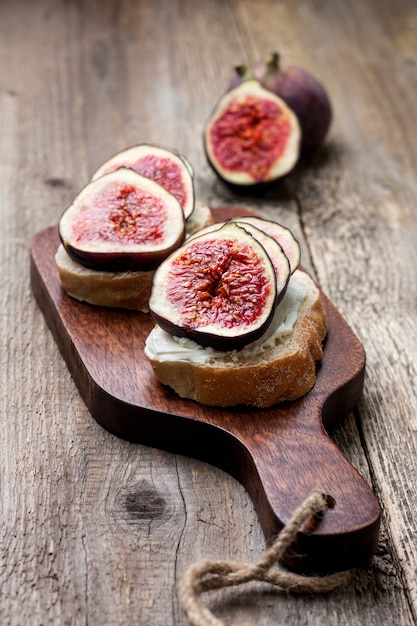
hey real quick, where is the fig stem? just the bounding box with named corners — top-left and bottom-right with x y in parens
top-left (265, 51), bottom-right (281, 74)
top-left (234, 64), bottom-right (255, 81)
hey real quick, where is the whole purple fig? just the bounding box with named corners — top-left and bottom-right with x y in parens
top-left (229, 53), bottom-right (332, 152)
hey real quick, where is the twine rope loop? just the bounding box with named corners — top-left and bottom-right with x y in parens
top-left (178, 492), bottom-right (351, 626)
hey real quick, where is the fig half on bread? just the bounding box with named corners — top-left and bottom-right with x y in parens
top-left (56, 145), bottom-right (214, 313)
top-left (145, 218), bottom-right (328, 408)
top-left (59, 168), bottom-right (186, 273)
top-left (149, 222), bottom-right (290, 352)
top-left (145, 269), bottom-right (328, 408)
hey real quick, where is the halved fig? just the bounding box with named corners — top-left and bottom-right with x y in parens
top-left (233, 216), bottom-right (300, 273)
top-left (59, 168), bottom-right (186, 272)
top-left (204, 80), bottom-right (301, 188)
top-left (149, 222), bottom-right (278, 351)
top-left (91, 143), bottom-right (195, 220)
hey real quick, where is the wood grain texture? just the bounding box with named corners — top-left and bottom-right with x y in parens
top-left (1, 0), bottom-right (417, 624)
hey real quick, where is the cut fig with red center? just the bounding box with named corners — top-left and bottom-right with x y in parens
top-left (204, 80), bottom-right (301, 188)
top-left (59, 168), bottom-right (186, 272)
top-left (233, 216), bottom-right (300, 273)
top-left (189, 219), bottom-right (290, 299)
top-left (91, 143), bottom-right (195, 220)
top-left (149, 222), bottom-right (278, 351)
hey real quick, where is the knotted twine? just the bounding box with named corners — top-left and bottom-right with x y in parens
top-left (178, 492), bottom-right (351, 626)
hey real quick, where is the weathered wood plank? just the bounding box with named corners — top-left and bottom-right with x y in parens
top-left (288, 0), bottom-right (417, 613)
top-left (1, 0), bottom-right (416, 624)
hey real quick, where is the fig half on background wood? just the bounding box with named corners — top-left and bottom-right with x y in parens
top-left (59, 168), bottom-right (186, 272)
top-left (229, 52), bottom-right (332, 152)
top-left (204, 79), bottom-right (301, 189)
top-left (91, 143), bottom-right (195, 220)
top-left (149, 222), bottom-right (287, 351)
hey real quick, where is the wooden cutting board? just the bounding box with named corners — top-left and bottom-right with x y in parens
top-left (30, 207), bottom-right (381, 574)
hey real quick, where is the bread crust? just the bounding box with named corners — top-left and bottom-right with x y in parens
top-left (55, 201), bottom-right (214, 312)
top-left (145, 271), bottom-right (327, 407)
top-left (55, 244), bottom-right (155, 311)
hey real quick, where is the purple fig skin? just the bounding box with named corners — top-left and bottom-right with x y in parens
top-left (230, 53), bottom-right (332, 152)
top-left (150, 308), bottom-right (276, 352)
top-left (234, 223), bottom-right (290, 304)
top-left (62, 241), bottom-right (182, 273)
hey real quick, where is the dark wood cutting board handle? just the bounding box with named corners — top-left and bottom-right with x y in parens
top-left (30, 215), bottom-right (381, 575)
top-left (230, 402), bottom-right (381, 573)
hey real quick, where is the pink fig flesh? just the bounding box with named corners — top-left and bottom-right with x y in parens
top-left (204, 80), bottom-right (301, 188)
top-left (149, 222), bottom-right (278, 351)
top-left (91, 143), bottom-right (195, 220)
top-left (230, 53), bottom-right (332, 152)
top-left (59, 168), bottom-right (186, 272)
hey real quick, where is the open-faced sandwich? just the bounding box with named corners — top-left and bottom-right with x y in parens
top-left (55, 144), bottom-right (214, 312)
top-left (144, 216), bottom-right (327, 408)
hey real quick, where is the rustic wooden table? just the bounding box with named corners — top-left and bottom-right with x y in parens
top-left (2, 0), bottom-right (417, 624)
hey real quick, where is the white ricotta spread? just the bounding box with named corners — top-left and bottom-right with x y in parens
top-left (144, 272), bottom-right (307, 365)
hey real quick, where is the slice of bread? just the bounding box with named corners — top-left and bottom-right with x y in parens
top-left (55, 201), bottom-right (214, 312)
top-left (144, 270), bottom-right (327, 407)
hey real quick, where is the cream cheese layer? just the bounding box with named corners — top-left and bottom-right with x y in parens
top-left (144, 270), bottom-right (308, 365)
